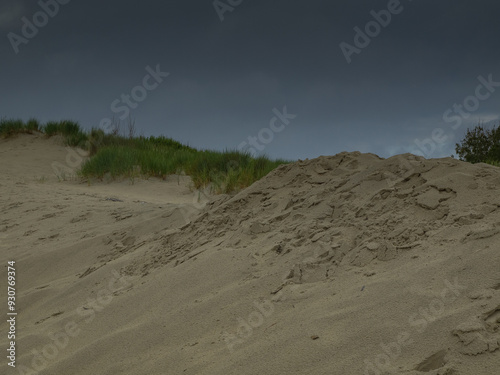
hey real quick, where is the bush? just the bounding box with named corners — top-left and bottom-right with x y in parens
top-left (455, 123), bottom-right (500, 163)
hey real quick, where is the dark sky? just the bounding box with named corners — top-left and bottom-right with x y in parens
top-left (2, 0), bottom-right (500, 160)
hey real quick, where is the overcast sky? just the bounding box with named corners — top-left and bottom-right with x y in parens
top-left (1, 0), bottom-right (500, 160)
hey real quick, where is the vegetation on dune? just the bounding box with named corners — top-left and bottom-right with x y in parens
top-left (0, 118), bottom-right (33, 137)
top-left (0, 117), bottom-right (291, 193)
top-left (456, 122), bottom-right (500, 166)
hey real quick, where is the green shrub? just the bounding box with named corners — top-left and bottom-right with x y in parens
top-left (456, 123), bottom-right (500, 163)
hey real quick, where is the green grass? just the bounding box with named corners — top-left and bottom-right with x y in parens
top-left (80, 143), bottom-right (287, 193)
top-left (0, 117), bottom-right (291, 193)
top-left (26, 118), bottom-right (41, 132)
top-left (0, 118), bottom-right (28, 137)
top-left (42, 120), bottom-right (88, 147)
top-left (485, 160), bottom-right (500, 167)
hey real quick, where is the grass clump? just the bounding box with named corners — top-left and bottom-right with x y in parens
top-left (26, 118), bottom-right (41, 132)
top-left (0, 118), bottom-right (28, 137)
top-left (0, 118), bottom-right (87, 148)
top-left (182, 151), bottom-right (286, 193)
top-left (43, 120), bottom-right (81, 136)
top-left (43, 120), bottom-right (87, 146)
top-left (80, 142), bottom-right (287, 193)
top-left (0, 117), bottom-right (291, 193)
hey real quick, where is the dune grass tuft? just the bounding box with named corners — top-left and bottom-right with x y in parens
top-left (79, 143), bottom-right (287, 193)
top-left (0, 118), bottom-right (28, 137)
top-left (0, 117), bottom-right (291, 193)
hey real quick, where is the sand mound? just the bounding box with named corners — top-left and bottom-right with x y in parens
top-left (118, 151), bottom-right (500, 374)
top-left (137, 151), bottom-right (500, 272)
top-left (1, 136), bottom-right (499, 374)
top-left (135, 151), bottom-right (500, 373)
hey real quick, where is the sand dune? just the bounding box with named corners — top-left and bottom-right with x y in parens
top-left (1, 133), bottom-right (499, 374)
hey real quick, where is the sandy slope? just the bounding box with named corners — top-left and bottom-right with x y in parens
top-left (0, 133), bottom-right (499, 375)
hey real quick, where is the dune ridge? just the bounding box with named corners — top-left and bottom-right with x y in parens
top-left (1, 134), bottom-right (499, 374)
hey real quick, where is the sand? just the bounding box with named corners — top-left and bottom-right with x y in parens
top-left (1, 133), bottom-right (499, 375)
